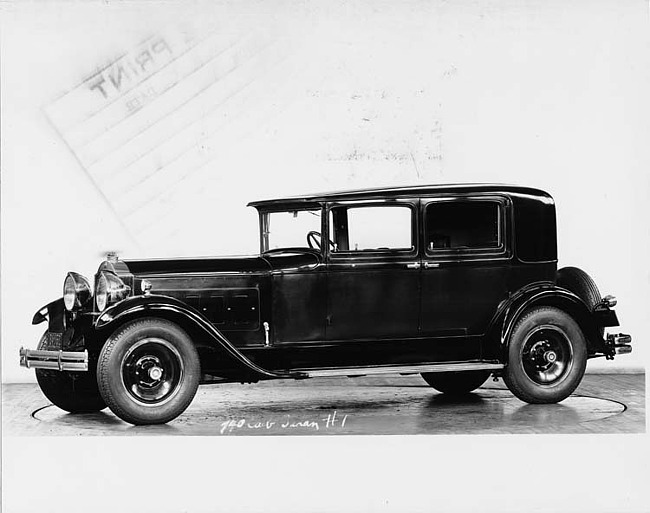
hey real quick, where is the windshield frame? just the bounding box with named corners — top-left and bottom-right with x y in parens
top-left (257, 204), bottom-right (325, 254)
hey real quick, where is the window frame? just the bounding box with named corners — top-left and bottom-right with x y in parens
top-left (259, 205), bottom-right (325, 254)
top-left (422, 196), bottom-right (510, 261)
top-left (327, 200), bottom-right (419, 261)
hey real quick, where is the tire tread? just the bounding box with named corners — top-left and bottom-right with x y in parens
top-left (35, 332), bottom-right (106, 413)
top-left (421, 370), bottom-right (491, 395)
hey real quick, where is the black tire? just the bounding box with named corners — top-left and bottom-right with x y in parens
top-left (35, 332), bottom-right (107, 413)
top-left (503, 306), bottom-right (587, 404)
top-left (97, 318), bottom-right (200, 425)
top-left (556, 266), bottom-right (601, 310)
top-left (421, 370), bottom-right (491, 395)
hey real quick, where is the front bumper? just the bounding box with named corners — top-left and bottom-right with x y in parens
top-left (19, 347), bottom-right (88, 371)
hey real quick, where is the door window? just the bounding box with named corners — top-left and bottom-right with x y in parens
top-left (329, 205), bottom-right (414, 253)
top-left (425, 200), bottom-right (503, 255)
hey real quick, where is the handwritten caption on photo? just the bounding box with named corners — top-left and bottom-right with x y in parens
top-left (219, 410), bottom-right (349, 434)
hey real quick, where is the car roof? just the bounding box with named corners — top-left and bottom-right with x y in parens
top-left (247, 183), bottom-right (553, 209)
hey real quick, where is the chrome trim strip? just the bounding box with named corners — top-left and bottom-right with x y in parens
top-left (298, 362), bottom-right (504, 378)
top-left (19, 348), bottom-right (89, 372)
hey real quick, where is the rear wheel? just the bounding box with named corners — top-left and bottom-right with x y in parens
top-left (503, 306), bottom-right (587, 404)
top-left (97, 318), bottom-right (200, 425)
top-left (35, 333), bottom-right (106, 413)
top-left (421, 370), bottom-right (491, 395)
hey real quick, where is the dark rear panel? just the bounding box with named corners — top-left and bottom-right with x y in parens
top-left (512, 193), bottom-right (557, 263)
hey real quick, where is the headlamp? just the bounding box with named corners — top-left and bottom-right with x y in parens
top-left (63, 272), bottom-right (93, 311)
top-left (95, 271), bottom-right (131, 312)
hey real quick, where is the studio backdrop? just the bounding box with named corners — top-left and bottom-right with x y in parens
top-left (2, 0), bottom-right (648, 382)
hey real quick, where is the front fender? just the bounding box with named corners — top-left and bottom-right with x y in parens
top-left (485, 282), bottom-right (604, 360)
top-left (95, 294), bottom-right (296, 379)
top-left (32, 298), bottom-right (66, 330)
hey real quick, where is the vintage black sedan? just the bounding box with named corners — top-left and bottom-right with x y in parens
top-left (20, 184), bottom-right (632, 425)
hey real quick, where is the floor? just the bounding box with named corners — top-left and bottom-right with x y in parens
top-left (2, 373), bottom-right (644, 436)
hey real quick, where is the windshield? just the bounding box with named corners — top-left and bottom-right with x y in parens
top-left (262, 209), bottom-right (323, 252)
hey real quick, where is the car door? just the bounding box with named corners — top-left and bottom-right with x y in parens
top-left (261, 207), bottom-right (328, 345)
top-left (325, 200), bottom-right (421, 342)
top-left (419, 196), bottom-right (511, 357)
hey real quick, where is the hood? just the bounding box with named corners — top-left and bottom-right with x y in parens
top-left (122, 251), bottom-right (322, 276)
top-left (122, 255), bottom-right (272, 275)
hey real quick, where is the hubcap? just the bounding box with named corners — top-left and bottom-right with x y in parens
top-left (521, 325), bottom-right (573, 386)
top-left (121, 338), bottom-right (184, 405)
top-left (544, 350), bottom-right (557, 364)
top-left (149, 366), bottom-right (163, 380)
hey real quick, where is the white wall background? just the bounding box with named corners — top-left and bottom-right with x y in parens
top-left (2, 0), bottom-right (649, 383)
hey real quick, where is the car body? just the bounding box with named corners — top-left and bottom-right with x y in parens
top-left (20, 184), bottom-right (632, 425)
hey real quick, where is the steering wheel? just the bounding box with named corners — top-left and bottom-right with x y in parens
top-left (307, 231), bottom-right (335, 251)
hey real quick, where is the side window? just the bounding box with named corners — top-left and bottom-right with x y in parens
top-left (330, 205), bottom-right (413, 253)
top-left (425, 201), bottom-right (502, 253)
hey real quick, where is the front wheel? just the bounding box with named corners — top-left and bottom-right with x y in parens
top-left (421, 370), bottom-right (492, 395)
top-left (97, 318), bottom-right (200, 425)
top-left (503, 306), bottom-right (587, 404)
top-left (35, 333), bottom-right (107, 413)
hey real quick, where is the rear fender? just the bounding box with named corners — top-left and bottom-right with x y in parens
top-left (94, 294), bottom-right (294, 379)
top-left (485, 282), bottom-right (605, 360)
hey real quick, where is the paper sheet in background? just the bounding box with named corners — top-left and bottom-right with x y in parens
top-left (45, 27), bottom-right (299, 245)
top-left (44, 23), bottom-right (444, 250)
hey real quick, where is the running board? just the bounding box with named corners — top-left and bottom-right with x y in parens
top-left (292, 361), bottom-right (504, 379)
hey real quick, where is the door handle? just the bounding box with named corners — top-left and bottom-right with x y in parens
top-left (406, 262), bottom-right (421, 269)
top-left (423, 262), bottom-right (439, 269)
